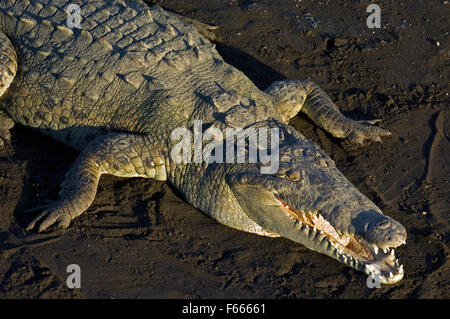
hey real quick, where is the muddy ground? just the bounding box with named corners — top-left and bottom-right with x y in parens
top-left (0, 0), bottom-right (448, 298)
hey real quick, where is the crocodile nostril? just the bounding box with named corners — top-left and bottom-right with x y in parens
top-left (377, 220), bottom-right (390, 229)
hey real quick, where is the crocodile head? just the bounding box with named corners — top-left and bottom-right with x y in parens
top-left (225, 122), bottom-right (406, 284)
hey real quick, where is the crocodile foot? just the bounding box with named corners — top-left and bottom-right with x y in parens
top-left (345, 119), bottom-right (392, 145)
top-left (25, 201), bottom-right (77, 232)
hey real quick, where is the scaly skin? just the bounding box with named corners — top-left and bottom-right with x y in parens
top-left (0, 0), bottom-right (405, 284)
top-left (0, 31), bottom-right (16, 146)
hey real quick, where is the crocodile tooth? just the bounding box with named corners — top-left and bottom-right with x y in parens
top-left (327, 241), bottom-right (333, 250)
top-left (333, 248), bottom-right (339, 257)
top-left (389, 272), bottom-right (393, 279)
top-left (319, 237), bottom-right (328, 249)
top-left (383, 247), bottom-right (389, 253)
top-left (373, 246), bottom-right (379, 255)
top-left (399, 265), bottom-right (404, 273)
top-left (390, 249), bottom-right (395, 256)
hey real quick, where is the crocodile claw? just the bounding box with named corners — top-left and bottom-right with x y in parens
top-left (26, 202), bottom-right (73, 233)
top-left (347, 120), bottom-right (392, 145)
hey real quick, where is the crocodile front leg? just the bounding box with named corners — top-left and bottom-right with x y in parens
top-left (265, 79), bottom-right (391, 144)
top-left (0, 31), bottom-right (18, 147)
top-left (26, 132), bottom-right (168, 232)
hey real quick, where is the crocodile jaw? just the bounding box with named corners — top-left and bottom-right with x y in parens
top-left (228, 180), bottom-right (406, 285)
top-left (276, 199), bottom-right (405, 284)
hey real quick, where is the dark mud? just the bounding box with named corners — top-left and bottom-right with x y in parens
top-left (0, 0), bottom-right (448, 298)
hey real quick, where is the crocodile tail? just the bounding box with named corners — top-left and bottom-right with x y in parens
top-left (0, 31), bottom-right (17, 98)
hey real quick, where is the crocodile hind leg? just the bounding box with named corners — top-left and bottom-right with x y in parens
top-left (265, 79), bottom-right (391, 145)
top-left (26, 133), bottom-right (168, 232)
top-left (0, 31), bottom-right (18, 147)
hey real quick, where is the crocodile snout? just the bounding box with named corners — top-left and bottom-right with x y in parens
top-left (365, 216), bottom-right (407, 249)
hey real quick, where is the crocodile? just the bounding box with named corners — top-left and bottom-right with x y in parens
top-left (0, 0), bottom-right (406, 284)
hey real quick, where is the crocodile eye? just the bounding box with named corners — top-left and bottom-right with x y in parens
top-left (286, 169), bottom-right (300, 181)
top-left (276, 169), bottom-right (301, 181)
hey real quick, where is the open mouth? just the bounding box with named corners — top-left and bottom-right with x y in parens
top-left (277, 199), bottom-right (405, 284)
